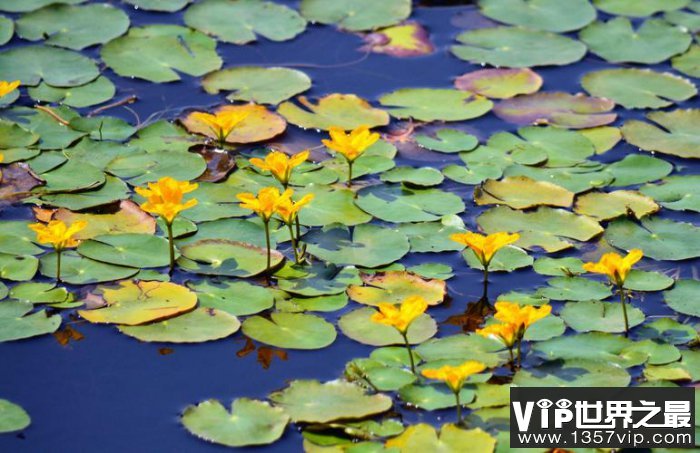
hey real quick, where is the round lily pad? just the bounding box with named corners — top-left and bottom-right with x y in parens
top-left (672, 44), bottom-right (700, 78)
top-left (0, 45), bottom-right (99, 87)
top-left (414, 129), bottom-right (478, 153)
top-left (28, 76), bottom-right (116, 108)
top-left (181, 104), bottom-right (286, 144)
top-left (276, 263), bottom-right (361, 297)
top-left (78, 280), bottom-right (197, 325)
top-left (0, 254), bottom-right (39, 281)
top-left (181, 398), bottom-right (289, 447)
top-left (0, 0), bottom-right (84, 12)
top-left (624, 270), bottom-right (674, 292)
top-left (380, 167), bottom-right (444, 187)
top-left (664, 280), bottom-right (700, 317)
top-left (641, 175), bottom-right (700, 212)
top-left (463, 245), bottom-right (533, 272)
top-left (621, 109), bottom-right (700, 159)
top-left (10, 282), bottom-right (71, 304)
top-left (362, 21), bottom-right (434, 57)
top-left (242, 312), bottom-right (336, 349)
top-left (416, 334), bottom-right (508, 368)
top-left (593, 0), bottom-right (691, 17)
top-left (0, 400), bottom-right (30, 433)
top-left (39, 175), bottom-right (129, 211)
top-left (513, 359), bottom-right (631, 387)
top-left (107, 149), bottom-right (206, 186)
top-left (494, 92), bottom-right (616, 129)
top-left (338, 306), bottom-right (437, 346)
top-left (479, 0), bottom-right (596, 32)
top-left (454, 68), bottom-right (542, 99)
top-left (77, 233), bottom-right (171, 268)
top-left (386, 424), bottom-right (496, 452)
top-left (178, 240), bottom-right (285, 277)
top-left (581, 68), bottom-right (697, 109)
top-left (398, 384), bottom-right (475, 410)
top-left (452, 27), bottom-right (587, 68)
top-left (0, 300), bottom-right (61, 342)
top-left (300, 0), bottom-right (411, 31)
top-left (560, 300), bottom-right (645, 333)
top-left (277, 94), bottom-right (389, 130)
top-left (269, 379), bottom-right (393, 423)
top-left (123, 0), bottom-right (190, 11)
top-left (293, 187), bottom-right (371, 225)
top-left (533, 332), bottom-right (642, 367)
top-left (489, 126), bottom-right (596, 167)
top-left (188, 279), bottom-right (274, 316)
top-left (606, 154), bottom-right (673, 187)
top-left (0, 15), bottom-right (11, 46)
top-left (202, 66), bottom-right (311, 105)
top-left (347, 271), bottom-right (446, 306)
top-left (574, 190), bottom-right (659, 220)
top-left (537, 277), bottom-right (611, 301)
top-left (475, 176), bottom-right (573, 209)
top-left (378, 88), bottom-right (493, 122)
top-left (605, 217), bottom-right (700, 261)
top-left (39, 251), bottom-right (138, 285)
top-left (533, 257), bottom-right (584, 277)
top-left (356, 184), bottom-right (464, 223)
top-left (118, 308), bottom-right (240, 343)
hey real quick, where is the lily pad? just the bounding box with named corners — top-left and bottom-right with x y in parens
top-left (579, 18), bottom-right (691, 64)
top-left (178, 239), bottom-right (284, 277)
top-left (607, 154), bottom-right (673, 187)
top-left (533, 257), bottom-right (584, 277)
top-left (338, 306), bottom-right (436, 346)
top-left (38, 175), bottom-right (129, 210)
top-left (184, 0), bottom-right (305, 44)
top-left (347, 271), bottom-right (445, 306)
top-left (300, 0), bottom-right (411, 31)
top-left (0, 400), bottom-right (30, 433)
top-left (79, 280), bottom-right (196, 325)
top-left (637, 317), bottom-right (697, 345)
top-left (581, 68), bottom-right (697, 109)
top-left (362, 22), bottom-right (434, 57)
top-left (378, 88), bottom-right (493, 122)
top-left (386, 424), bottom-right (496, 452)
top-left (28, 76), bottom-right (116, 108)
top-left (181, 398), bottom-right (289, 448)
top-left (0, 254), bottom-right (39, 281)
top-left (605, 217), bottom-right (700, 261)
top-left (452, 27), bottom-right (586, 68)
top-left (397, 218), bottom-right (466, 253)
top-left (10, 282), bottom-right (71, 304)
top-left (536, 277), bottom-right (611, 301)
top-left (513, 359), bottom-right (631, 387)
top-left (593, 0), bottom-right (691, 17)
top-left (181, 104), bottom-right (286, 144)
top-left (0, 300), bottom-right (61, 342)
top-left (463, 245), bottom-right (532, 272)
top-left (494, 92), bottom-right (616, 129)
top-left (118, 308), bottom-right (240, 343)
top-left (416, 334), bottom-right (508, 368)
top-left (202, 66), bottom-right (311, 105)
top-left (624, 270), bottom-right (674, 292)
top-left (101, 25), bottom-right (222, 83)
top-left (641, 175), bottom-right (700, 212)
top-left (188, 279), bottom-right (273, 316)
top-left (356, 184), bottom-right (465, 223)
top-left (414, 129), bottom-right (478, 153)
top-left (533, 332), bottom-right (642, 367)
top-left (278, 94), bottom-right (389, 130)
top-left (16, 4), bottom-right (130, 50)
top-left (40, 251), bottom-right (138, 284)
top-left (305, 224), bottom-right (410, 268)
top-left (0, 45), bottom-right (99, 87)
top-left (242, 312), bottom-right (336, 350)
top-left (77, 233), bottom-right (171, 268)
top-left (560, 300), bottom-right (645, 333)
top-left (488, 126), bottom-right (596, 167)
top-left (665, 280), bottom-right (700, 317)
top-left (381, 167), bottom-right (444, 186)
top-left (107, 149), bottom-right (206, 185)
top-left (479, 0), bottom-right (595, 32)
top-left (475, 176), bottom-right (573, 209)
top-left (398, 384), bottom-right (476, 410)
top-left (454, 68), bottom-right (542, 99)
top-left (123, 0), bottom-right (190, 12)
top-left (672, 44), bottom-right (700, 78)
top-left (621, 109), bottom-right (700, 159)
top-left (54, 201), bottom-right (155, 239)
top-left (276, 263), bottom-right (361, 297)
top-left (0, 0), bottom-right (84, 12)
top-left (574, 190), bottom-right (659, 220)
top-left (295, 188), bottom-right (371, 227)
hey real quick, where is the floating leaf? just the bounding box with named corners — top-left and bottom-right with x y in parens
top-left (581, 68), bottom-right (696, 109)
top-left (123, 0), bottom-right (190, 12)
top-left (0, 300), bottom-right (61, 342)
top-left (454, 68), bottom-right (542, 99)
top-left (665, 280), bottom-right (700, 317)
top-left (16, 4), bottom-right (130, 50)
top-left (242, 312), bottom-right (336, 350)
top-left (386, 424), bottom-right (496, 452)
top-left (624, 270), bottom-right (674, 292)
top-left (0, 45), bottom-right (99, 87)
top-left (188, 279), bottom-right (273, 316)
top-left (107, 149), bottom-right (205, 186)
top-left (452, 27), bottom-right (586, 68)
top-left (0, 400), bottom-right (30, 433)
top-left (379, 88), bottom-right (492, 122)
top-left (622, 109), bottom-right (700, 159)
top-left (607, 154), bottom-right (673, 187)
top-left (397, 218), bottom-right (466, 253)
top-left (77, 233), bottom-right (171, 268)
top-left (533, 257), bottom-right (584, 277)
top-left (182, 104), bottom-right (286, 144)
top-left (300, 0), bottom-right (411, 31)
top-left (605, 217), bottom-right (700, 261)
top-left (489, 126), bottom-right (596, 167)
top-left (574, 190), bottom-right (659, 220)
top-left (356, 184), bottom-right (465, 223)
top-left (641, 175), bottom-right (700, 212)
top-left (202, 66), bottom-right (310, 105)
top-left (338, 306), bottom-right (436, 346)
top-left (560, 300), bottom-right (645, 333)
top-left (0, 0), bottom-right (84, 12)
top-left (362, 22), bottom-right (434, 57)
top-left (278, 94), bottom-right (389, 130)
top-left (40, 251), bottom-right (138, 284)
top-left (119, 308), bottom-right (240, 343)
top-left (184, 0), bottom-right (305, 44)
top-left (475, 176), bottom-right (573, 209)
top-left (54, 201), bottom-right (155, 239)
top-left (533, 332), bottom-right (643, 367)
top-left (479, 0), bottom-right (595, 32)
top-left (593, 0), bottom-right (691, 17)
top-left (672, 44), bottom-right (700, 78)
top-left (181, 398), bottom-right (289, 447)
top-left (463, 245), bottom-right (532, 272)
top-left (178, 240), bottom-right (284, 277)
top-left (494, 92), bottom-right (616, 129)
top-left (276, 263), bottom-right (361, 297)
top-left (398, 384), bottom-right (475, 410)
top-left (347, 271), bottom-right (445, 306)
top-left (79, 281), bottom-right (197, 325)
top-left (638, 318), bottom-right (697, 345)
top-left (101, 25), bottom-right (222, 83)
top-left (513, 359), bottom-right (631, 387)
top-left (579, 18), bottom-right (691, 64)
top-left (27, 77), bottom-right (116, 109)
top-left (416, 334), bottom-right (508, 368)
top-left (414, 129), bottom-right (478, 154)
top-left (537, 277), bottom-right (611, 301)
top-left (381, 166), bottom-right (444, 186)
top-left (10, 282), bottom-right (71, 304)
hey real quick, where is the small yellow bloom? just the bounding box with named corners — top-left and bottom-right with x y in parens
top-left (277, 193), bottom-right (314, 225)
top-left (322, 125), bottom-right (380, 162)
top-left (582, 249), bottom-right (643, 286)
top-left (190, 109), bottom-right (249, 143)
top-left (476, 322), bottom-right (518, 348)
top-left (0, 80), bottom-right (20, 98)
top-left (493, 301), bottom-right (551, 332)
top-left (450, 231), bottom-right (520, 267)
top-left (371, 295), bottom-right (428, 334)
top-left (249, 150), bottom-right (309, 186)
top-left (29, 220), bottom-right (87, 250)
top-left (237, 187), bottom-right (293, 222)
top-left (421, 360), bottom-right (486, 393)
top-left (135, 177), bottom-right (198, 224)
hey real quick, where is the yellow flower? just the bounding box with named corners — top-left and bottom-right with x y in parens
top-left (190, 110), bottom-right (249, 143)
top-left (237, 187), bottom-right (293, 222)
top-left (322, 125), bottom-right (380, 162)
top-left (249, 150), bottom-right (309, 186)
top-left (476, 322), bottom-right (518, 348)
top-left (0, 80), bottom-right (20, 98)
top-left (29, 220), bottom-right (87, 250)
top-left (371, 295), bottom-right (428, 334)
top-left (582, 249), bottom-right (643, 286)
top-left (493, 301), bottom-right (551, 333)
top-left (277, 193), bottom-right (314, 225)
top-left (135, 177), bottom-right (198, 224)
top-left (450, 231), bottom-right (520, 267)
top-left (421, 360), bottom-right (487, 393)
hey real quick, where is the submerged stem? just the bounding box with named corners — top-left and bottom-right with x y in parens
top-left (264, 220), bottom-right (271, 274)
top-left (287, 222), bottom-right (300, 264)
top-left (166, 221), bottom-right (175, 276)
top-left (455, 390), bottom-right (463, 425)
top-left (56, 248), bottom-right (62, 283)
top-left (619, 284), bottom-right (630, 337)
top-left (347, 160), bottom-right (353, 187)
top-left (401, 331), bottom-right (416, 375)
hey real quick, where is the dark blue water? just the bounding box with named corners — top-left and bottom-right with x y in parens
top-left (1, 2), bottom-right (699, 452)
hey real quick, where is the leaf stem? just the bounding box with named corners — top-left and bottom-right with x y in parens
top-left (401, 331), bottom-right (416, 375)
top-left (166, 221), bottom-right (175, 276)
top-left (619, 284), bottom-right (629, 337)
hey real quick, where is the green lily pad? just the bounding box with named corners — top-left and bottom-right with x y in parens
top-left (123, 0), bottom-right (190, 11)
top-left (506, 163), bottom-right (611, 193)
top-left (300, 0), bottom-right (411, 31)
top-left (0, 15), bottom-right (11, 46)
top-left (356, 184), bottom-right (464, 223)
top-left (7, 106), bottom-right (86, 149)
top-left (321, 139), bottom-right (396, 180)
top-left (397, 218), bottom-right (466, 253)
top-left (523, 314), bottom-right (566, 341)
top-left (454, 68), bottom-right (542, 99)
top-left (107, 149), bottom-right (205, 186)
top-left (39, 159), bottom-right (105, 192)
top-left (276, 263), bottom-right (361, 297)
top-left (489, 126), bottom-right (596, 167)
top-left (581, 68), bottom-right (697, 109)
top-left (77, 233), bottom-right (171, 268)
top-left (494, 92), bottom-right (616, 129)
top-left (28, 76), bottom-right (116, 108)
top-left (579, 18), bottom-right (691, 64)
top-left (118, 308), bottom-right (240, 343)
top-left (533, 257), bottom-right (584, 277)
top-left (178, 239), bottom-right (284, 278)
top-left (277, 293), bottom-right (348, 313)
top-left (560, 300), bottom-right (645, 333)
top-left (533, 332), bottom-right (643, 367)
top-left (463, 245), bottom-right (532, 272)
top-left (347, 271), bottom-right (445, 306)
top-left (665, 5), bottom-right (700, 32)
top-left (513, 359), bottom-right (631, 387)
top-left (184, 0), bottom-right (305, 44)
top-left (188, 279), bottom-right (273, 316)
top-left (672, 44), bottom-right (700, 78)
top-left (605, 217), bottom-right (700, 261)
top-left (181, 398), bottom-right (289, 447)
top-left (16, 3), bottom-right (129, 50)
top-left (381, 167), bottom-right (444, 187)
top-left (54, 200), bottom-right (156, 239)
top-left (296, 187), bottom-right (372, 227)
top-left (0, 0), bottom-right (84, 12)
top-left (39, 251), bottom-right (138, 284)
top-left (622, 109), bottom-right (700, 159)
top-left (452, 27), bottom-right (586, 68)
top-left (10, 282), bottom-right (71, 304)
top-left (278, 94), bottom-right (389, 130)
top-left (416, 334), bottom-right (508, 368)
top-left (378, 88), bottom-right (493, 122)
top-left (475, 176), bottom-right (573, 209)
top-left (398, 384), bottom-right (475, 410)
top-left (537, 277), bottom-right (611, 301)
top-left (0, 221), bottom-right (44, 255)
top-left (0, 400), bottom-right (30, 433)
top-left (0, 300), bottom-right (61, 342)
top-left (574, 190), bottom-right (659, 220)
top-left (607, 154), bottom-right (673, 187)
top-left (338, 306), bottom-right (436, 346)
top-left (202, 66), bottom-right (310, 105)
top-left (0, 121), bottom-right (39, 149)
top-left (479, 0), bottom-right (595, 32)
top-left (593, 0), bottom-right (691, 17)
top-left (242, 312), bottom-right (336, 349)
top-left (414, 129), bottom-right (478, 153)
top-left (0, 254), bottom-right (39, 281)
top-left (641, 175), bottom-right (700, 212)
top-left (637, 318), bottom-right (697, 345)
top-left (270, 379), bottom-right (393, 423)
top-left (623, 270), bottom-right (674, 291)
top-left (101, 25), bottom-right (222, 83)
top-left (38, 175), bottom-right (129, 210)
top-left (665, 280), bottom-right (700, 317)
top-left (305, 224), bottom-right (410, 268)
top-left (0, 45), bottom-right (99, 87)
top-left (346, 358), bottom-right (416, 391)
top-left (386, 424), bottom-right (496, 452)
